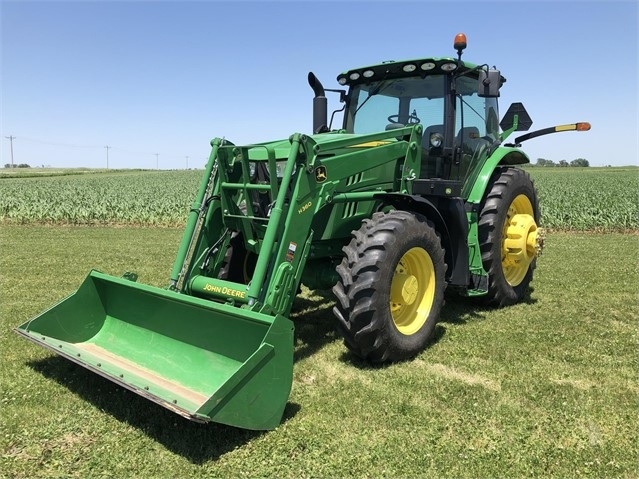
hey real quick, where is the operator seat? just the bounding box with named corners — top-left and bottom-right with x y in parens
top-left (456, 127), bottom-right (490, 159)
top-left (455, 127), bottom-right (489, 177)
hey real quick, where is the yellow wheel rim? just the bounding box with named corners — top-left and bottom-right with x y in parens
top-left (501, 194), bottom-right (540, 286)
top-left (390, 247), bottom-right (435, 335)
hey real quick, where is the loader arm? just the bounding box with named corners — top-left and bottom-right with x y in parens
top-left (176, 124), bottom-right (424, 318)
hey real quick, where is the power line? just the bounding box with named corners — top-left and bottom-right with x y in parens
top-left (6, 134), bottom-right (202, 169)
top-left (18, 136), bottom-right (99, 149)
top-left (4, 135), bottom-right (15, 166)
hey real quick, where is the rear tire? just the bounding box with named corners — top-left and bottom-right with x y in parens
top-left (478, 167), bottom-right (541, 306)
top-left (332, 210), bottom-right (446, 363)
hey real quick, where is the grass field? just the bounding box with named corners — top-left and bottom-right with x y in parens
top-left (1, 226), bottom-right (637, 478)
top-left (1, 166), bottom-right (638, 477)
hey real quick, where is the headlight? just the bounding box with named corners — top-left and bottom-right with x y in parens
top-left (430, 133), bottom-right (444, 148)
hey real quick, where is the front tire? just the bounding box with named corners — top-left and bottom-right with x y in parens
top-left (217, 232), bottom-right (257, 284)
top-left (332, 211), bottom-right (446, 363)
top-left (478, 167), bottom-right (542, 306)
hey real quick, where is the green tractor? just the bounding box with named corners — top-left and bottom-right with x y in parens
top-left (16, 33), bottom-right (589, 430)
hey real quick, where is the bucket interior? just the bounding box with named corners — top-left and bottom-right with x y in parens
top-left (17, 271), bottom-right (280, 417)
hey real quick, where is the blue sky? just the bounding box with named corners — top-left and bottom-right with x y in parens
top-left (1, 0), bottom-right (637, 169)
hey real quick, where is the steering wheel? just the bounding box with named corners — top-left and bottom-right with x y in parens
top-left (387, 114), bottom-right (421, 125)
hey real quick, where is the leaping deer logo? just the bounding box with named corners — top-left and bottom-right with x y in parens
top-left (315, 166), bottom-right (327, 183)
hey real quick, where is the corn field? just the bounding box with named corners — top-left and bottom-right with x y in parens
top-left (0, 167), bottom-right (637, 231)
top-left (0, 170), bottom-right (200, 226)
top-left (530, 167), bottom-right (638, 231)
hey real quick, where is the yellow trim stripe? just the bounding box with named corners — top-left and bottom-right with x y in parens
top-left (555, 124), bottom-right (576, 132)
top-left (349, 141), bottom-right (392, 148)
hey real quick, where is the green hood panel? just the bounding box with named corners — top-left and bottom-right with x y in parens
top-left (247, 133), bottom-right (395, 160)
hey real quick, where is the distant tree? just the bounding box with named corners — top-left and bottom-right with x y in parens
top-left (536, 158), bottom-right (556, 167)
top-left (3, 163), bottom-right (31, 168)
top-left (570, 158), bottom-right (590, 167)
top-left (559, 160), bottom-right (569, 167)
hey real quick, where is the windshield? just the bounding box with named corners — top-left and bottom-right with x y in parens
top-left (344, 75), bottom-right (446, 134)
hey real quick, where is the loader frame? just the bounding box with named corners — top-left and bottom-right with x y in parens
top-left (168, 119), bottom-right (500, 320)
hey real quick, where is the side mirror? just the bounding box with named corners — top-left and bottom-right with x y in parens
top-left (478, 69), bottom-right (502, 98)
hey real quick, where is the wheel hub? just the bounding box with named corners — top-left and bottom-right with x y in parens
top-left (503, 213), bottom-right (539, 268)
top-left (390, 246), bottom-right (437, 336)
top-left (391, 273), bottom-right (419, 305)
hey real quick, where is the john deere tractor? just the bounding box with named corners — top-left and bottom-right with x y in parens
top-left (16, 33), bottom-right (590, 430)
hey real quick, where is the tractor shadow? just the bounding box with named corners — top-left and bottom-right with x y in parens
top-left (27, 356), bottom-right (300, 464)
top-left (438, 285), bottom-right (538, 326)
top-left (329, 286), bottom-right (538, 368)
top-left (290, 288), bottom-right (340, 362)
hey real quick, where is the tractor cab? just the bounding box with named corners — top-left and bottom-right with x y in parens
top-left (337, 56), bottom-right (502, 189)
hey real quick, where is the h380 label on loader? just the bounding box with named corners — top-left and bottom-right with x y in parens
top-left (298, 201), bottom-right (313, 214)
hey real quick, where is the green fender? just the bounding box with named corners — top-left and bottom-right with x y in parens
top-left (465, 146), bottom-right (530, 204)
top-left (463, 146), bottom-right (530, 295)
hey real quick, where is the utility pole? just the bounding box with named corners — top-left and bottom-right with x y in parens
top-left (5, 135), bottom-right (15, 167)
top-left (104, 145), bottom-right (111, 169)
top-left (185, 155), bottom-right (189, 169)
top-left (155, 153), bottom-right (159, 170)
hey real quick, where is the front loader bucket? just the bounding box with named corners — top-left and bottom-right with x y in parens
top-left (15, 270), bottom-right (294, 430)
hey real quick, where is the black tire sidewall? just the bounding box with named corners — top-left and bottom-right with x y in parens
top-left (373, 214), bottom-right (445, 358)
top-left (334, 210), bottom-right (446, 362)
top-left (479, 167), bottom-right (540, 305)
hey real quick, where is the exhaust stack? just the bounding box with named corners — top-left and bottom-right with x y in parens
top-left (308, 72), bottom-right (327, 134)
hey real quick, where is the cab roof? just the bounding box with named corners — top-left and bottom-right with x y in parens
top-left (336, 57), bottom-right (481, 87)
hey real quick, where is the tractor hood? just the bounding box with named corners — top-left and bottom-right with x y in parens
top-left (245, 132), bottom-right (395, 160)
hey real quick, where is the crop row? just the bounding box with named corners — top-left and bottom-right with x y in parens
top-left (0, 170), bottom-right (200, 226)
top-left (529, 167), bottom-right (638, 231)
top-left (0, 167), bottom-right (637, 231)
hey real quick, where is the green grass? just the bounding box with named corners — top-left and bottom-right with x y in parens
top-left (1, 225), bottom-right (637, 477)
